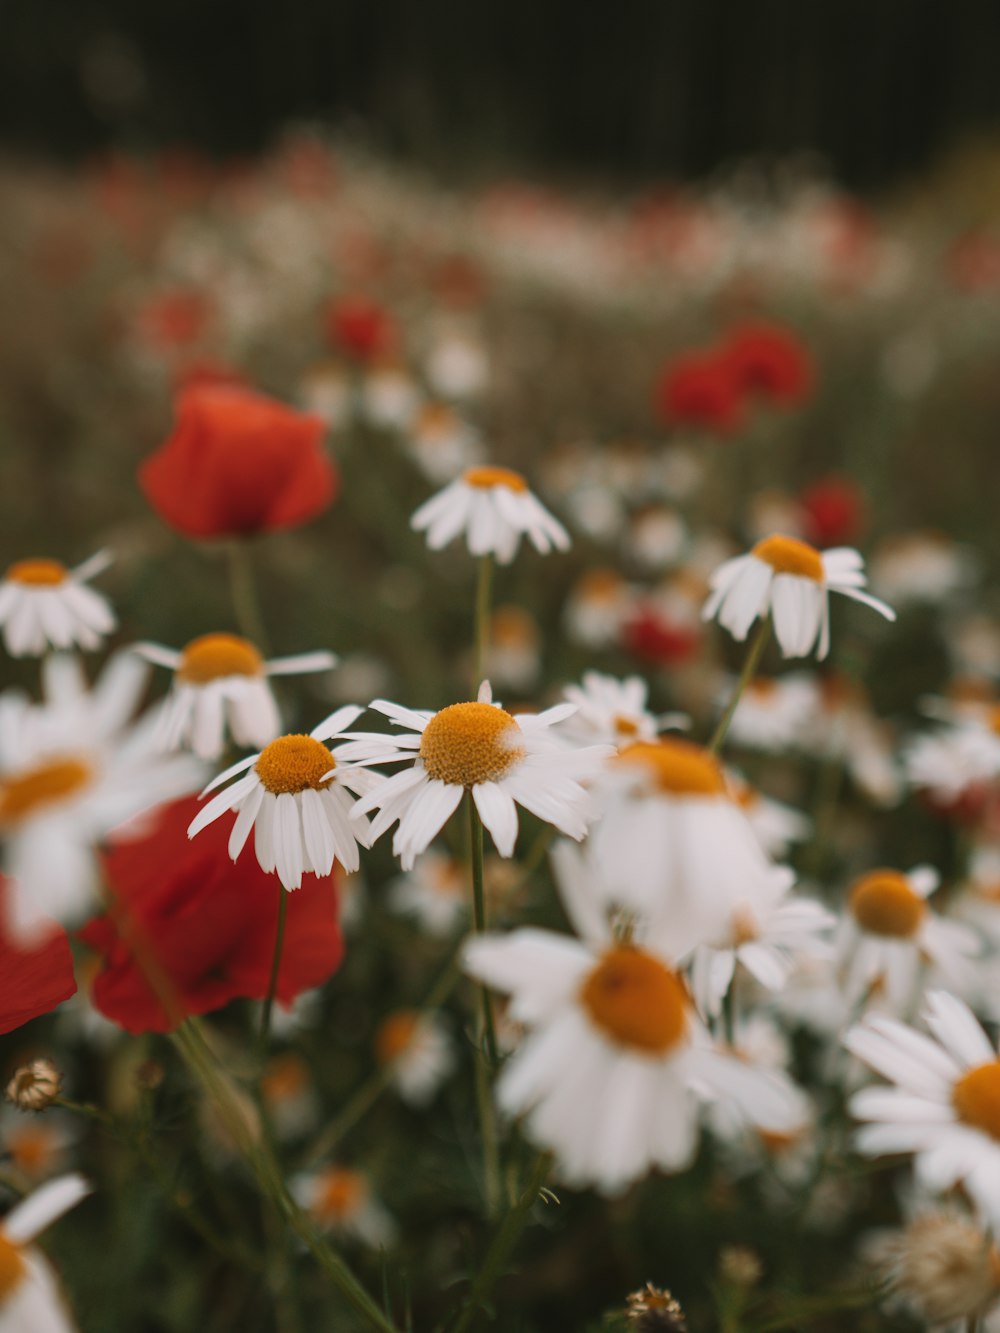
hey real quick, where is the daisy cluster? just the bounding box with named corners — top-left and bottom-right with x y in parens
top-left (8, 135), bottom-right (1000, 1333)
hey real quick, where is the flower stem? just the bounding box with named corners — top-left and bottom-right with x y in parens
top-left (226, 539), bottom-right (270, 652)
top-left (468, 796), bottom-right (499, 1068)
top-left (449, 1152), bottom-right (552, 1333)
top-left (467, 794), bottom-right (502, 1218)
top-left (260, 884), bottom-right (288, 1046)
top-left (171, 1020), bottom-right (398, 1332)
top-left (472, 554), bottom-right (493, 692)
top-left (709, 617), bottom-right (771, 755)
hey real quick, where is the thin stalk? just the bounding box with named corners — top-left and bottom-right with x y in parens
top-left (260, 885), bottom-right (288, 1045)
top-left (468, 797), bottom-right (499, 1067)
top-left (226, 539), bottom-right (270, 652)
top-left (709, 617), bottom-right (771, 755)
top-left (171, 1020), bottom-right (398, 1333)
top-left (468, 794), bottom-right (502, 1218)
top-left (449, 1153), bottom-right (552, 1333)
top-left (472, 555), bottom-right (494, 691)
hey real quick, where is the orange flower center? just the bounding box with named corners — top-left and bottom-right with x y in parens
top-left (580, 946), bottom-right (690, 1054)
top-left (462, 465), bottom-right (528, 493)
top-left (0, 1235), bottom-right (26, 1301)
top-left (0, 756), bottom-right (92, 826)
top-left (8, 1125), bottom-right (59, 1174)
top-left (375, 1011), bottom-right (420, 1064)
top-left (419, 702), bottom-right (524, 787)
top-left (578, 569), bottom-right (623, 602)
top-left (255, 735), bottom-right (335, 795)
top-left (5, 558), bottom-right (68, 587)
top-left (615, 738), bottom-right (726, 796)
top-left (849, 870), bottom-right (925, 939)
top-left (613, 715), bottom-right (640, 739)
top-left (177, 632), bottom-right (264, 684)
top-left (261, 1054), bottom-right (310, 1103)
top-left (752, 535), bottom-right (824, 582)
top-left (313, 1168), bottom-right (366, 1222)
top-left (430, 859), bottom-right (465, 898)
top-left (953, 1061), bottom-right (1000, 1141)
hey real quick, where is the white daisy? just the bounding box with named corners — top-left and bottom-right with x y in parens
top-left (483, 606), bottom-right (541, 692)
top-left (585, 737), bottom-right (794, 958)
top-left (835, 866), bottom-right (980, 1017)
top-left (134, 633), bottom-right (336, 760)
top-left (187, 707), bottom-right (375, 889)
top-left (404, 403), bottom-right (484, 483)
top-left (0, 1173), bottom-right (91, 1333)
top-left (463, 874), bottom-right (804, 1195)
top-left (905, 724), bottom-right (1000, 807)
top-left (869, 532), bottom-right (976, 608)
top-left (387, 850), bottom-right (468, 937)
top-left (688, 887), bottom-right (834, 1019)
top-left (846, 990), bottom-right (1000, 1231)
top-left (290, 1167), bottom-right (396, 1249)
top-left (702, 534), bottom-right (895, 660)
top-left (804, 675), bottom-right (902, 808)
top-left (723, 674), bottom-right (819, 752)
top-left (0, 552), bottom-right (115, 658)
top-left (563, 569), bottom-right (635, 649)
top-left (0, 654), bottom-right (203, 942)
top-left (560, 671), bottom-right (683, 748)
top-left (410, 465), bottom-right (570, 565)
top-left (727, 774), bottom-right (812, 858)
top-left (341, 682), bottom-right (611, 871)
top-left (373, 1009), bottom-right (455, 1107)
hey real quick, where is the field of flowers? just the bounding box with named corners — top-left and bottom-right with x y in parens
top-left (3, 132), bottom-right (1000, 1331)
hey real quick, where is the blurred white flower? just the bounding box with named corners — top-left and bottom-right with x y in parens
top-left (410, 466), bottom-right (569, 565)
top-left (0, 552), bottom-right (115, 659)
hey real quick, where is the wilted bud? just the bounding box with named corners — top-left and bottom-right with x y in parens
top-left (870, 1211), bottom-right (1000, 1325)
top-left (134, 1060), bottom-right (165, 1093)
top-left (718, 1245), bottom-right (763, 1289)
top-left (625, 1283), bottom-right (687, 1331)
top-left (4, 1058), bottom-right (61, 1111)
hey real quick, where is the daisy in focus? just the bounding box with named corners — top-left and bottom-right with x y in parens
top-left (835, 866), bottom-right (979, 1016)
top-left (464, 869), bottom-right (804, 1195)
top-left (0, 1173), bottom-right (91, 1333)
top-left (134, 632), bottom-right (336, 760)
top-left (846, 991), bottom-right (1000, 1231)
top-left (585, 736), bottom-right (793, 957)
top-left (410, 465), bottom-right (570, 564)
top-left (341, 682), bottom-right (611, 871)
top-left (0, 654), bottom-right (203, 942)
top-left (702, 533), bottom-right (895, 659)
top-left (0, 552), bottom-right (115, 658)
top-left (187, 707), bottom-right (375, 889)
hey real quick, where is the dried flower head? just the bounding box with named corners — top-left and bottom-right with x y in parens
top-left (625, 1283), bottom-right (687, 1331)
top-left (718, 1245), bottom-right (763, 1289)
top-left (4, 1058), bottom-right (61, 1111)
top-left (873, 1211), bottom-right (1000, 1325)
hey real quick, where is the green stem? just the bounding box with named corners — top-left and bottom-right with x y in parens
top-left (260, 885), bottom-right (288, 1045)
top-left (468, 794), bottom-right (502, 1218)
top-left (226, 539), bottom-right (270, 652)
top-left (468, 797), bottom-right (499, 1068)
top-left (709, 617), bottom-right (771, 755)
top-left (172, 1020), bottom-right (398, 1332)
top-left (449, 1153), bottom-right (552, 1333)
top-left (472, 555), bottom-right (494, 691)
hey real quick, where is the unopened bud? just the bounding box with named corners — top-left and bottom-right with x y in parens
top-left (4, 1058), bottom-right (61, 1111)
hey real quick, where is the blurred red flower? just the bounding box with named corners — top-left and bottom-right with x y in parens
top-left (800, 475), bottom-right (866, 547)
top-left (622, 605), bottom-right (702, 666)
top-left (325, 296), bottom-right (398, 363)
top-left (139, 384), bottom-right (337, 539)
top-left (0, 879), bottom-right (76, 1035)
top-left (723, 322), bottom-right (815, 406)
top-left (81, 797), bottom-right (343, 1035)
top-left (137, 289), bottom-right (212, 350)
top-left (653, 350), bottom-right (745, 435)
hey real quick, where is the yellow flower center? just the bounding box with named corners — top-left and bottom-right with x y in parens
top-left (375, 1011), bottom-right (420, 1064)
top-left (953, 1061), bottom-right (1000, 1141)
top-left (419, 702), bottom-right (524, 787)
top-left (5, 558), bottom-right (68, 587)
top-left (580, 946), bottom-right (690, 1054)
top-left (8, 1124), bottom-right (59, 1174)
top-left (176, 632), bottom-right (264, 684)
top-left (613, 714), bottom-right (640, 739)
top-left (0, 756), bottom-right (93, 826)
top-left (255, 735), bottom-right (335, 795)
top-left (0, 1234), bottom-right (26, 1302)
top-left (752, 534), bottom-right (824, 582)
top-left (849, 870), bottom-right (925, 939)
top-left (615, 738), bottom-right (726, 797)
top-left (260, 1053), bottom-right (310, 1103)
top-left (462, 465), bottom-right (528, 493)
top-left (313, 1168), bottom-right (366, 1222)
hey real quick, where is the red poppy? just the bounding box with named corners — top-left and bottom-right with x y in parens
top-left (325, 296), bottom-right (398, 363)
top-left (137, 289), bottom-right (212, 350)
top-left (80, 797), bottom-right (343, 1035)
top-left (139, 384), bottom-right (337, 539)
top-left (622, 605), bottom-right (702, 666)
top-left (799, 476), bottom-right (866, 548)
top-left (652, 350), bottom-right (745, 435)
top-left (722, 323), bottom-right (815, 406)
top-left (0, 879), bottom-right (76, 1036)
